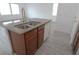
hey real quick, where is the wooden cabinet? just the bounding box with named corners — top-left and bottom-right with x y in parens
top-left (73, 32), bottom-right (79, 54)
top-left (25, 29), bottom-right (37, 55)
top-left (9, 31), bottom-right (26, 55)
top-left (9, 25), bottom-right (45, 55)
top-left (37, 25), bottom-right (44, 48)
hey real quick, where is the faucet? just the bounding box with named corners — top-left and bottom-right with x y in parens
top-left (21, 8), bottom-right (26, 23)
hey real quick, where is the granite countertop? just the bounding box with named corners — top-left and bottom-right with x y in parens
top-left (1, 18), bottom-right (51, 34)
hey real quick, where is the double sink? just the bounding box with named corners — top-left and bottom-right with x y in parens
top-left (15, 21), bottom-right (40, 29)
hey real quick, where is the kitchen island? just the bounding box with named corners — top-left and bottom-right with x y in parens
top-left (2, 18), bottom-right (51, 55)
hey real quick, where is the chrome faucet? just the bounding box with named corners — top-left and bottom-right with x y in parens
top-left (21, 8), bottom-right (26, 23)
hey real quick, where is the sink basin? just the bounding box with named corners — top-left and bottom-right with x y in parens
top-left (15, 23), bottom-right (30, 29)
top-left (26, 21), bottom-right (40, 26)
top-left (15, 21), bottom-right (40, 29)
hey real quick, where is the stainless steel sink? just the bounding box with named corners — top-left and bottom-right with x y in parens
top-left (15, 23), bottom-right (30, 29)
top-left (26, 21), bottom-right (40, 26)
top-left (15, 21), bottom-right (40, 29)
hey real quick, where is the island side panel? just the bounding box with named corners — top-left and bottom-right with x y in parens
top-left (9, 31), bottom-right (26, 55)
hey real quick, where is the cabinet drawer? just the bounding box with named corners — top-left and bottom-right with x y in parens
top-left (25, 29), bottom-right (37, 39)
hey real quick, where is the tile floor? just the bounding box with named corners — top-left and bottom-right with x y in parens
top-left (35, 31), bottom-right (72, 55)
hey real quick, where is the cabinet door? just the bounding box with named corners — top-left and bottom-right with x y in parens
top-left (25, 29), bottom-right (37, 55)
top-left (26, 37), bottom-right (37, 55)
top-left (38, 25), bottom-right (44, 48)
top-left (73, 32), bottom-right (79, 54)
top-left (9, 31), bottom-right (26, 55)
